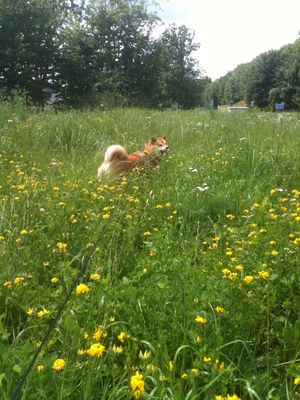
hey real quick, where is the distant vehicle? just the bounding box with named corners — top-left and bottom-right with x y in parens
top-left (46, 92), bottom-right (63, 106)
top-left (227, 106), bottom-right (249, 113)
top-left (275, 103), bottom-right (285, 111)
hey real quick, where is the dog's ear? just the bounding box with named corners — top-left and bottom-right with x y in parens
top-left (150, 137), bottom-right (157, 144)
top-left (162, 135), bottom-right (167, 140)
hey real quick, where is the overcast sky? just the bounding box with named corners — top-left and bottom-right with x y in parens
top-left (156, 0), bottom-right (300, 80)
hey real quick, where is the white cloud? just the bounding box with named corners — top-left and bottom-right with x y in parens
top-left (156, 0), bottom-right (300, 79)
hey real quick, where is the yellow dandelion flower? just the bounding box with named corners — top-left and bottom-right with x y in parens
top-left (226, 214), bottom-right (235, 220)
top-left (294, 377), bottom-right (300, 385)
top-left (215, 306), bottom-right (225, 313)
top-left (56, 242), bottom-right (68, 253)
top-left (235, 265), bottom-right (244, 271)
top-left (168, 361), bottom-right (173, 371)
top-left (37, 309), bottom-right (50, 318)
top-left (146, 364), bottom-right (156, 371)
top-left (37, 364), bottom-right (44, 372)
top-left (111, 345), bottom-right (124, 354)
top-left (118, 331), bottom-right (127, 343)
top-left (76, 283), bottom-right (90, 295)
top-left (279, 197), bottom-right (288, 203)
top-left (195, 316), bottom-right (207, 324)
top-left (14, 276), bottom-right (25, 285)
top-left (69, 214), bottom-right (78, 224)
top-left (20, 229), bottom-right (28, 235)
top-left (228, 272), bottom-right (238, 280)
top-left (181, 373), bottom-right (188, 379)
top-left (143, 231), bottom-right (151, 236)
top-left (248, 231), bottom-right (256, 238)
top-left (86, 343), bottom-right (105, 357)
top-left (102, 214), bottom-right (110, 220)
top-left (4, 281), bottom-right (12, 288)
top-left (222, 268), bottom-right (231, 276)
top-left (195, 335), bottom-right (202, 344)
top-left (130, 371), bottom-right (145, 399)
top-left (258, 271), bottom-right (269, 279)
top-left (52, 358), bottom-right (66, 371)
top-left (243, 275), bottom-right (254, 285)
top-left (51, 277), bottom-right (59, 283)
top-left (89, 273), bottom-right (101, 281)
top-left (203, 356), bottom-right (211, 363)
top-left (219, 361), bottom-right (225, 370)
top-left (92, 326), bottom-right (107, 341)
top-left (139, 350), bottom-right (151, 360)
top-left (83, 331), bottom-right (89, 339)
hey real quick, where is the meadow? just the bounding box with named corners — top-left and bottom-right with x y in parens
top-left (1, 98), bottom-right (300, 400)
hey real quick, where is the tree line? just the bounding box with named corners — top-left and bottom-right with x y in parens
top-left (1, 0), bottom-right (299, 110)
top-left (0, 0), bottom-right (209, 108)
top-left (204, 38), bottom-right (300, 110)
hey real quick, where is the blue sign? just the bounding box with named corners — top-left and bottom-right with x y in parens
top-left (275, 103), bottom-right (285, 111)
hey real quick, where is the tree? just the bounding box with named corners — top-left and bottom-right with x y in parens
top-left (154, 24), bottom-right (201, 108)
top-left (223, 74), bottom-right (242, 105)
top-left (0, 0), bottom-right (207, 108)
top-left (0, 0), bottom-right (65, 103)
top-left (81, 0), bottom-right (159, 105)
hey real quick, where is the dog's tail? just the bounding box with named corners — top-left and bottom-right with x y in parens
top-left (104, 144), bottom-right (128, 162)
top-left (97, 144), bottom-right (128, 178)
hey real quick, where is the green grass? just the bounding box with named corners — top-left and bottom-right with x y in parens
top-left (1, 101), bottom-right (300, 399)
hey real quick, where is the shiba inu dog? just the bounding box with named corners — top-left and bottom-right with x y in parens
top-left (97, 136), bottom-right (168, 178)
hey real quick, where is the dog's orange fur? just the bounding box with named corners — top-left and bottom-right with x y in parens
top-left (97, 136), bottom-right (168, 178)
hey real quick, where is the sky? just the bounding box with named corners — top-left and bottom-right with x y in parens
top-left (156, 0), bottom-right (300, 80)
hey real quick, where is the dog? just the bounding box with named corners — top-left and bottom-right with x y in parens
top-left (97, 136), bottom-right (168, 178)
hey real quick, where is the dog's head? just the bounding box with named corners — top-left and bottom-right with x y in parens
top-left (147, 136), bottom-right (169, 156)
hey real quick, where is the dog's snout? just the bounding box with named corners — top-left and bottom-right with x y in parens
top-left (160, 145), bottom-right (169, 155)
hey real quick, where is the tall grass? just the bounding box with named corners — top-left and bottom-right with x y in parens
top-left (1, 100), bottom-right (300, 399)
